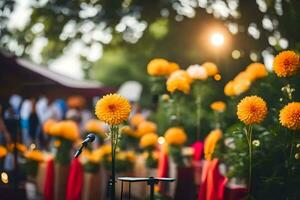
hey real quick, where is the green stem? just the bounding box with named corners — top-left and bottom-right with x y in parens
top-left (289, 132), bottom-right (295, 177)
top-left (110, 125), bottom-right (119, 200)
top-left (245, 125), bottom-right (253, 195)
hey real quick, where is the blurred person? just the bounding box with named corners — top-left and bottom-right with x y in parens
top-left (28, 98), bottom-right (39, 144)
top-left (20, 99), bottom-right (32, 146)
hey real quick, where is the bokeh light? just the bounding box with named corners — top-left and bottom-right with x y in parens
top-left (232, 50), bottom-right (241, 59)
top-left (210, 32), bottom-right (225, 47)
top-left (158, 136), bottom-right (165, 145)
top-left (1, 172), bottom-right (8, 184)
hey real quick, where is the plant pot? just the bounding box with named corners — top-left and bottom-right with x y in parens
top-left (54, 163), bottom-right (70, 200)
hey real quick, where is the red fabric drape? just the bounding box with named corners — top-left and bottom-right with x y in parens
top-left (44, 159), bottom-right (55, 200)
top-left (65, 158), bottom-right (84, 200)
top-left (198, 159), bottom-right (227, 200)
top-left (191, 141), bottom-right (204, 160)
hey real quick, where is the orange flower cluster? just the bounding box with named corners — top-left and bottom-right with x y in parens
top-left (202, 62), bottom-right (219, 76)
top-left (204, 129), bottom-right (222, 161)
top-left (130, 113), bottom-right (145, 127)
top-left (210, 101), bottom-right (226, 112)
top-left (49, 120), bottom-right (80, 141)
top-left (95, 94), bottom-right (131, 125)
top-left (164, 127), bottom-right (187, 146)
top-left (166, 70), bottom-right (192, 94)
top-left (25, 150), bottom-right (44, 162)
top-left (84, 119), bottom-right (106, 137)
top-left (8, 143), bottom-right (27, 153)
top-left (82, 148), bottom-right (102, 164)
top-left (279, 102), bottom-right (300, 130)
top-left (273, 50), bottom-right (299, 77)
top-left (116, 151), bottom-right (136, 162)
top-left (237, 96), bottom-right (268, 125)
top-left (139, 133), bottom-right (158, 149)
top-left (147, 58), bottom-right (180, 76)
top-left (43, 119), bottom-right (57, 134)
top-left (224, 63), bottom-right (268, 96)
top-left (137, 121), bottom-right (157, 137)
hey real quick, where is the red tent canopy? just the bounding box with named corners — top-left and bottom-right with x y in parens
top-left (0, 52), bottom-right (115, 100)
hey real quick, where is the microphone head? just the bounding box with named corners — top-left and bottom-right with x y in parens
top-left (87, 133), bottom-right (96, 142)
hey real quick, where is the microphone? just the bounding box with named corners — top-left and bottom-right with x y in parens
top-left (74, 133), bottom-right (96, 158)
top-left (82, 133), bottom-right (96, 145)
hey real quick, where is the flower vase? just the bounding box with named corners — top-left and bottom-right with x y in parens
top-left (54, 163), bottom-right (70, 200)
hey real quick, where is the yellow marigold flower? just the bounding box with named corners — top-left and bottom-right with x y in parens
top-left (279, 102), bottom-right (300, 130)
top-left (43, 119), bottom-right (57, 134)
top-left (95, 94), bottom-right (131, 125)
top-left (273, 50), bottom-right (300, 77)
top-left (120, 125), bottom-right (138, 138)
top-left (167, 62), bottom-right (180, 75)
top-left (224, 81), bottom-right (235, 96)
top-left (84, 119), bottom-right (105, 137)
top-left (202, 62), bottom-right (219, 76)
top-left (125, 151), bottom-right (136, 162)
top-left (0, 146), bottom-right (7, 158)
top-left (204, 129), bottom-right (222, 161)
top-left (60, 120), bottom-right (80, 141)
top-left (237, 96), bottom-right (268, 125)
top-left (166, 70), bottom-right (192, 94)
top-left (25, 150), bottom-right (44, 162)
top-left (245, 63), bottom-right (268, 80)
top-left (147, 58), bottom-right (170, 76)
top-left (130, 113), bottom-right (145, 127)
top-left (210, 101), bottom-right (226, 112)
top-left (164, 127), bottom-right (187, 146)
top-left (137, 121), bottom-right (157, 137)
top-left (139, 133), bottom-right (158, 149)
top-left (233, 79), bottom-right (251, 95)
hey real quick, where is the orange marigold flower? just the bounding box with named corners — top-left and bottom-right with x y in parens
top-left (273, 50), bottom-right (300, 77)
top-left (224, 81), bottom-right (235, 96)
top-left (147, 58), bottom-right (170, 76)
top-left (25, 150), bottom-right (44, 162)
top-left (137, 121), bottom-right (157, 137)
top-left (210, 101), bottom-right (226, 112)
top-left (60, 120), bottom-right (80, 141)
top-left (8, 143), bottom-right (27, 153)
top-left (166, 70), bottom-right (192, 94)
top-left (204, 129), bottom-right (222, 161)
top-left (202, 62), bottom-right (219, 76)
top-left (245, 63), bottom-right (268, 80)
top-left (82, 148), bottom-right (102, 164)
top-left (130, 113), bottom-right (145, 127)
top-left (279, 102), bottom-right (300, 130)
top-left (164, 127), bottom-right (187, 146)
top-left (95, 94), bottom-right (131, 125)
top-left (237, 96), bottom-right (268, 125)
top-left (84, 119), bottom-right (106, 137)
top-left (167, 62), bottom-right (180, 75)
top-left (0, 146), bottom-right (7, 158)
top-left (233, 79), bottom-right (251, 95)
top-left (43, 119), bottom-right (57, 134)
top-left (139, 133), bottom-right (158, 149)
